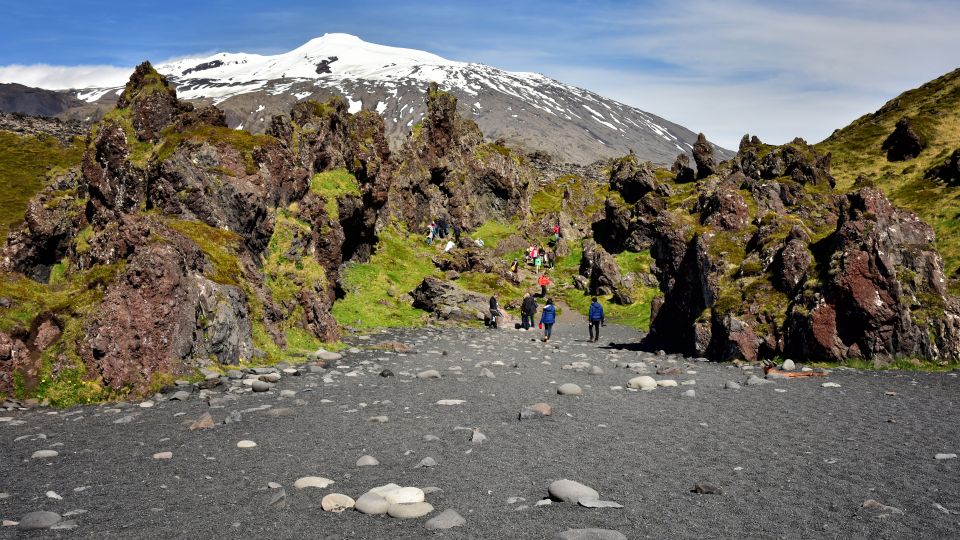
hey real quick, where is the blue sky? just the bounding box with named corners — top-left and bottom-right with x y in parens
top-left (2, 0), bottom-right (960, 148)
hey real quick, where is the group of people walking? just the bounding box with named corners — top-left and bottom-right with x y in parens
top-left (428, 219), bottom-right (606, 342)
top-left (426, 218), bottom-right (460, 245)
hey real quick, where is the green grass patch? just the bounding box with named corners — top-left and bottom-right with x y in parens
top-left (0, 263), bottom-right (125, 407)
top-left (156, 124), bottom-right (276, 173)
top-left (333, 226), bottom-right (438, 329)
top-left (0, 131), bottom-right (84, 241)
top-left (614, 250), bottom-right (654, 275)
top-left (310, 168), bottom-right (360, 220)
top-left (472, 220), bottom-right (520, 249)
top-left (808, 357), bottom-right (959, 372)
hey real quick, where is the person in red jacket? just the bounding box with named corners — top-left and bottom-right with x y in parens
top-left (537, 272), bottom-right (551, 298)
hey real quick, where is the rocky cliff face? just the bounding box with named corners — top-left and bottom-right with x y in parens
top-left (593, 135), bottom-right (960, 363)
top-left (387, 83), bottom-right (533, 232)
top-left (0, 63), bottom-right (542, 401)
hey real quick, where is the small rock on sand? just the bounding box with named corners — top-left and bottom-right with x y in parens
top-left (321, 493), bottom-right (355, 512)
top-left (355, 492), bottom-right (390, 515)
top-left (294, 476), bottom-right (334, 489)
top-left (417, 370), bottom-right (441, 379)
top-left (236, 440), bottom-right (257, 448)
top-left (357, 455), bottom-right (380, 467)
top-left (18, 511), bottom-right (62, 531)
top-left (627, 376), bottom-right (657, 391)
top-left (557, 383), bottom-right (582, 395)
top-left (554, 529), bottom-right (627, 540)
top-left (548, 479), bottom-right (599, 503)
top-left (388, 502), bottom-right (434, 519)
top-left (31, 450), bottom-right (58, 459)
top-left (425, 508), bottom-right (466, 529)
top-left (152, 452), bottom-right (173, 460)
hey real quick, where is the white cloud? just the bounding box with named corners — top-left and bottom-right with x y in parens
top-left (0, 64), bottom-right (132, 90)
top-left (544, 0), bottom-right (960, 147)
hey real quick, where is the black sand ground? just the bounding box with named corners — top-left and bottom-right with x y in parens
top-left (2, 318), bottom-right (959, 539)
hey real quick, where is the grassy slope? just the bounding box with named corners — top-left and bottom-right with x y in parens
top-left (0, 131), bottom-right (85, 240)
top-left (816, 68), bottom-right (960, 284)
top-left (333, 227), bottom-right (439, 329)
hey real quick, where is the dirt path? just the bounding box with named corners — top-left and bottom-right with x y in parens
top-left (2, 323), bottom-right (958, 538)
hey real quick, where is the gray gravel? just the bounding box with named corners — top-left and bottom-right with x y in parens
top-left (1, 321), bottom-right (959, 538)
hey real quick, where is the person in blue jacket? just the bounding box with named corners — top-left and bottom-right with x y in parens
top-left (539, 298), bottom-right (556, 342)
top-left (587, 297), bottom-right (605, 342)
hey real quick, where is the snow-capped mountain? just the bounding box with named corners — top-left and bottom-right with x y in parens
top-left (7, 34), bottom-right (730, 164)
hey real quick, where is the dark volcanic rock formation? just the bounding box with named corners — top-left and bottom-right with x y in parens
top-left (693, 133), bottom-right (717, 180)
top-left (387, 83), bottom-right (533, 232)
top-left (640, 136), bottom-right (960, 363)
top-left (411, 276), bottom-right (491, 323)
top-left (882, 117), bottom-right (926, 162)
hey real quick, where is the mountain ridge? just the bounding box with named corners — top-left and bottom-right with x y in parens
top-left (0, 33), bottom-right (732, 165)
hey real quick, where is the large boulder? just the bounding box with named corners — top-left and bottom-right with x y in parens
top-left (411, 276), bottom-right (513, 325)
top-left (692, 133), bottom-right (716, 179)
top-left (580, 240), bottom-right (632, 304)
top-left (882, 118), bottom-right (926, 162)
top-left (608, 154), bottom-right (662, 203)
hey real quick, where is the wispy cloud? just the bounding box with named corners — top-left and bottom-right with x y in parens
top-left (0, 64), bottom-right (132, 90)
top-left (1, 0), bottom-right (957, 148)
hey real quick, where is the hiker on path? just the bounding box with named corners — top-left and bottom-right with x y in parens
top-left (510, 258), bottom-right (520, 274)
top-left (436, 217), bottom-right (447, 238)
top-left (427, 221), bottom-right (436, 245)
top-left (534, 253), bottom-right (542, 273)
top-left (489, 295), bottom-right (501, 329)
top-left (588, 297), bottom-right (605, 342)
top-left (521, 293), bottom-right (538, 330)
top-left (539, 298), bottom-right (556, 342)
top-left (453, 224), bottom-right (461, 243)
top-left (538, 272), bottom-right (551, 297)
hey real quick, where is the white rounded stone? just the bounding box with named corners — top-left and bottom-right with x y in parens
top-left (321, 493), bottom-right (355, 513)
top-left (31, 450), bottom-right (59, 459)
top-left (627, 376), bottom-right (657, 391)
top-left (656, 379), bottom-right (678, 387)
top-left (383, 486), bottom-right (425, 505)
top-left (236, 440), bottom-right (257, 448)
top-left (387, 501), bottom-right (434, 519)
top-left (356, 455), bottom-right (380, 467)
top-left (294, 476), bottom-right (334, 489)
top-left (354, 492), bottom-right (390, 515)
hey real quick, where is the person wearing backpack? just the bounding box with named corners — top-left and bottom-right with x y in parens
top-left (539, 298), bottom-right (556, 342)
top-left (521, 292), bottom-right (538, 330)
top-left (489, 295), bottom-right (501, 329)
top-left (587, 297), bottom-right (605, 342)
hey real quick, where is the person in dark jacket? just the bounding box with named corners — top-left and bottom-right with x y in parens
top-left (588, 297), bottom-right (605, 342)
top-left (539, 298), bottom-right (556, 342)
top-left (520, 293), bottom-right (538, 330)
top-left (489, 295), bottom-right (501, 329)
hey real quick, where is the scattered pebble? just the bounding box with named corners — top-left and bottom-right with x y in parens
top-left (152, 452), bottom-right (173, 460)
top-left (31, 450), bottom-right (59, 459)
top-left (17, 511), bottom-right (61, 531)
top-left (548, 479), bottom-right (599, 503)
top-left (935, 453), bottom-right (957, 460)
top-left (357, 455), bottom-right (380, 467)
top-left (321, 493), bottom-right (355, 513)
top-left (557, 383), bottom-right (582, 396)
top-left (294, 476), bottom-right (334, 489)
top-left (425, 508), bottom-right (466, 529)
top-left (236, 440), bottom-right (257, 449)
